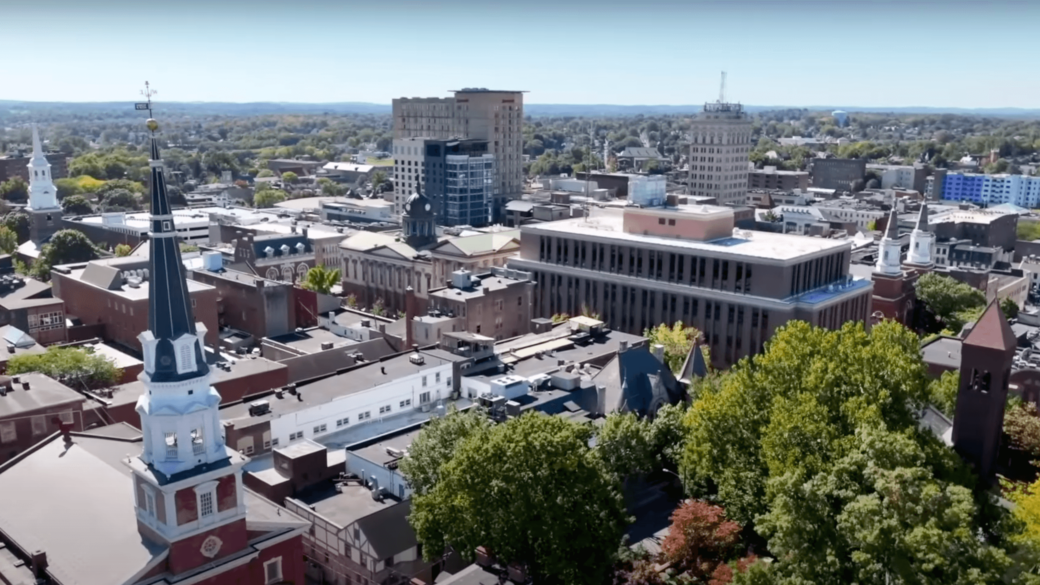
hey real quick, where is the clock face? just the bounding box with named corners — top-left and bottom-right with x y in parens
top-left (160, 356), bottom-right (172, 366)
top-left (425, 203), bottom-right (431, 211)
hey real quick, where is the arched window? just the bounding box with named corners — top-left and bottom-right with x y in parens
top-left (266, 268), bottom-right (279, 280)
top-left (282, 265), bottom-right (294, 282)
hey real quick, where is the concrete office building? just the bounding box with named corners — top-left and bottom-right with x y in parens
top-left (509, 205), bottom-right (873, 368)
top-left (867, 163), bottom-right (929, 193)
top-left (686, 102), bottom-right (752, 206)
top-left (393, 89), bottom-right (524, 222)
top-left (811, 158), bottom-right (867, 191)
top-left (748, 166), bottom-right (809, 191)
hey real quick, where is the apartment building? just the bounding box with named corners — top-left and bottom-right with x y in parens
top-left (509, 205), bottom-right (873, 368)
top-left (416, 267), bottom-right (534, 343)
top-left (686, 102), bottom-right (752, 206)
top-left (748, 166), bottom-right (809, 191)
top-left (867, 163), bottom-right (928, 193)
top-left (392, 89), bottom-right (524, 222)
top-left (942, 172), bottom-right (1040, 207)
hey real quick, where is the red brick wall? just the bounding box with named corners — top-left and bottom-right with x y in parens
top-left (216, 366), bottom-right (288, 404)
top-left (175, 487), bottom-right (199, 526)
top-left (168, 518), bottom-right (249, 576)
top-left (189, 532), bottom-right (305, 585)
top-left (217, 475), bottom-right (238, 513)
top-left (0, 401), bottom-right (84, 465)
top-left (53, 273), bottom-right (219, 351)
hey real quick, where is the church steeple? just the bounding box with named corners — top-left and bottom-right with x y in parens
top-left (135, 115), bottom-right (225, 478)
top-left (26, 124), bottom-right (59, 212)
top-left (907, 203), bottom-right (934, 267)
top-left (874, 208), bottom-right (903, 276)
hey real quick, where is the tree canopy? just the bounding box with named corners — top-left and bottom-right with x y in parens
top-left (0, 177), bottom-right (29, 202)
top-left (300, 266), bottom-right (341, 295)
top-left (644, 321), bottom-right (706, 374)
top-left (254, 188), bottom-right (287, 208)
top-left (399, 406), bottom-right (492, 498)
top-left (0, 226), bottom-right (17, 255)
top-left (678, 320), bottom-right (1037, 583)
top-left (31, 229), bottom-right (99, 279)
top-left (2, 213), bottom-right (29, 243)
top-left (8, 346), bottom-right (122, 390)
top-left (409, 412), bottom-right (628, 584)
top-left (915, 272), bottom-right (987, 332)
top-left (61, 194), bottom-right (93, 215)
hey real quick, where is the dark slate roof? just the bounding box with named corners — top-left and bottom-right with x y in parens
top-left (147, 134), bottom-right (209, 383)
top-left (592, 346), bottom-right (682, 417)
top-left (677, 342), bottom-right (709, 383)
top-left (884, 207), bottom-right (900, 239)
top-left (964, 301), bottom-right (1017, 351)
top-left (356, 498), bottom-right (417, 559)
top-left (253, 234), bottom-right (312, 260)
top-left (915, 203), bottom-right (930, 231)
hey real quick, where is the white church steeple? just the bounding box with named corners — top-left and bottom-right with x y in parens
top-left (26, 124), bottom-right (60, 212)
top-left (875, 208), bottom-right (903, 276)
top-left (907, 203), bottom-right (934, 267)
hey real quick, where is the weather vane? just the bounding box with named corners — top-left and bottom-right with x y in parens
top-left (135, 81), bottom-right (159, 133)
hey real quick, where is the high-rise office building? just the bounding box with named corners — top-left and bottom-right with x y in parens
top-left (392, 89), bottom-right (524, 223)
top-left (687, 101), bottom-right (752, 206)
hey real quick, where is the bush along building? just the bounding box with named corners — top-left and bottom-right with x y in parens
top-left (0, 115), bottom-right (310, 585)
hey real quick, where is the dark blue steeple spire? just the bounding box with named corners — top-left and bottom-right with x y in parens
top-left (143, 117), bottom-right (209, 383)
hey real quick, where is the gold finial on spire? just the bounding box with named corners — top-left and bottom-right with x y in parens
top-left (140, 81), bottom-right (159, 132)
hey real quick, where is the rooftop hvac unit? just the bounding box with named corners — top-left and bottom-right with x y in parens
top-left (409, 352), bottom-right (425, 365)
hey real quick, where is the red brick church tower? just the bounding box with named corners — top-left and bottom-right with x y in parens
top-left (871, 205), bottom-right (933, 326)
top-left (952, 301), bottom-right (1017, 480)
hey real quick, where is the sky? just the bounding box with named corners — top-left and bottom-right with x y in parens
top-left (2, 0), bottom-right (1039, 108)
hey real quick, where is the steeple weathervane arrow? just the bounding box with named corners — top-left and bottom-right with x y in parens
top-left (136, 81), bottom-right (157, 118)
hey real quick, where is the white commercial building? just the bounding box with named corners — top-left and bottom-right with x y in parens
top-left (265, 350), bottom-right (455, 449)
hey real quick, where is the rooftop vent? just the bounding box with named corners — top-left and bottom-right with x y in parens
top-left (409, 352), bottom-right (425, 365)
top-left (320, 342), bottom-right (334, 351)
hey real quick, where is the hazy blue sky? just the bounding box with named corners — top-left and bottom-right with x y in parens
top-left (3, 0), bottom-right (1038, 108)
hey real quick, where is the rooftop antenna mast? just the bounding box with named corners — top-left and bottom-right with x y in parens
top-left (139, 81), bottom-right (158, 120)
top-left (719, 71), bottom-right (727, 104)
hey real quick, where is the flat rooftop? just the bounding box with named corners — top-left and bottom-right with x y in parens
top-left (296, 482), bottom-right (394, 528)
top-left (266, 327), bottom-right (360, 354)
top-left (524, 208), bottom-right (851, 262)
top-left (0, 373), bottom-right (82, 418)
top-left (922, 336), bottom-right (962, 371)
top-left (107, 355), bottom-right (286, 408)
top-left (349, 427), bottom-right (423, 467)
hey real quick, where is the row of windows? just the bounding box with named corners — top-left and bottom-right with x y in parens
top-left (0, 411), bottom-right (74, 443)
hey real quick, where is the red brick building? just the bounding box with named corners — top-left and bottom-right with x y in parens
top-left (52, 256), bottom-right (219, 352)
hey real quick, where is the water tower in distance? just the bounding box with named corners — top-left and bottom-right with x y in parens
top-left (832, 110), bottom-right (849, 127)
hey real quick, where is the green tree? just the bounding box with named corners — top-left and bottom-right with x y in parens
top-left (0, 177), bottom-right (29, 202)
top-left (370, 170), bottom-right (387, 191)
top-left (1018, 220), bottom-right (1040, 241)
top-left (179, 243), bottom-right (199, 254)
top-left (0, 226), bottom-right (16, 254)
top-left (256, 169), bottom-right (274, 178)
top-left (54, 177), bottom-right (82, 200)
top-left (595, 412), bottom-right (655, 480)
top-left (300, 266), bottom-right (341, 295)
top-left (1003, 296), bottom-right (1021, 320)
top-left (1005, 402), bottom-right (1040, 461)
top-left (8, 346), bottom-right (122, 390)
top-left (409, 413), bottom-right (628, 584)
top-left (114, 243), bottom-right (132, 257)
top-left (97, 178), bottom-right (145, 196)
top-left (32, 229), bottom-right (99, 279)
top-left (253, 189), bottom-right (287, 208)
top-left (2, 213), bottom-right (30, 243)
top-left (644, 321), bottom-right (705, 374)
top-left (915, 272), bottom-right (986, 332)
top-left (100, 188), bottom-right (141, 211)
top-left (61, 195), bottom-right (93, 215)
top-left (928, 370), bottom-right (959, 417)
top-left (399, 407), bottom-right (493, 498)
top-left (281, 171), bottom-right (298, 184)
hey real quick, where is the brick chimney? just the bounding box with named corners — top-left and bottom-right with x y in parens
top-left (405, 286), bottom-right (416, 349)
